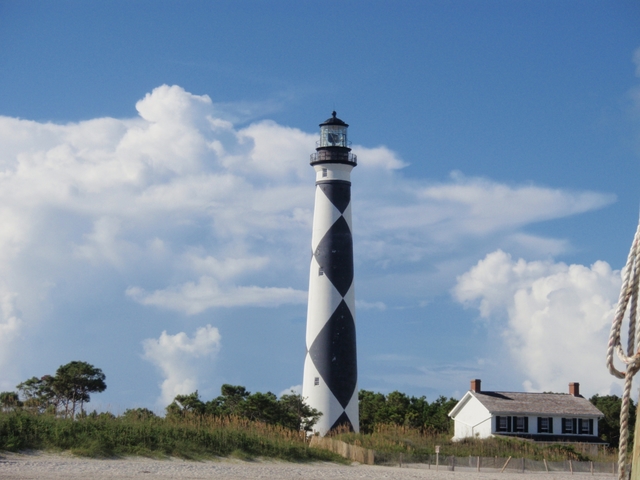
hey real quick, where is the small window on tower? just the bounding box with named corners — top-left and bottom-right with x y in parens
top-left (322, 168), bottom-right (327, 177)
top-left (314, 377), bottom-right (319, 386)
top-left (319, 267), bottom-right (324, 276)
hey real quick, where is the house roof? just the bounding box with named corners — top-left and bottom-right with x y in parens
top-left (470, 391), bottom-right (603, 417)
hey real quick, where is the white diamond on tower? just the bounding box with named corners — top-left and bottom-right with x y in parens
top-left (302, 112), bottom-right (359, 435)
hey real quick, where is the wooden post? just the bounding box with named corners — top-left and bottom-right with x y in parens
top-left (632, 400), bottom-right (640, 480)
top-left (570, 459), bottom-right (573, 475)
top-left (477, 456), bottom-right (480, 472)
top-left (501, 456), bottom-right (512, 473)
top-left (544, 458), bottom-right (549, 473)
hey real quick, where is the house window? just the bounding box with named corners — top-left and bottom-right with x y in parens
top-left (578, 419), bottom-right (594, 435)
top-left (496, 416), bottom-right (528, 433)
top-left (513, 416), bottom-right (528, 433)
top-left (562, 418), bottom-right (577, 434)
top-left (538, 417), bottom-right (553, 433)
top-left (496, 416), bottom-right (510, 432)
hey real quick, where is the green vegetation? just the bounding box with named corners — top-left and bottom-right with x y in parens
top-left (0, 410), bottom-right (342, 461)
top-left (165, 385), bottom-right (320, 432)
top-left (359, 390), bottom-right (457, 434)
top-left (0, 372), bottom-right (330, 462)
top-left (589, 394), bottom-right (636, 449)
top-left (10, 361), bottom-right (106, 419)
top-left (332, 424), bottom-right (616, 464)
top-left (0, 362), bottom-right (629, 464)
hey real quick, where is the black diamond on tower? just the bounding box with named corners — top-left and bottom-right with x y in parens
top-left (318, 182), bottom-right (351, 214)
top-left (308, 300), bottom-right (357, 409)
top-left (314, 216), bottom-right (353, 297)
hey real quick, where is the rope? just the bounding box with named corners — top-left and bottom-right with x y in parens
top-left (607, 220), bottom-right (640, 480)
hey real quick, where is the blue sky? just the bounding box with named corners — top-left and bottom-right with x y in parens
top-left (1, 1), bottom-right (639, 411)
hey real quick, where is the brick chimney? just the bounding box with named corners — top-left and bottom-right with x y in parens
top-left (569, 382), bottom-right (580, 396)
top-left (470, 379), bottom-right (481, 393)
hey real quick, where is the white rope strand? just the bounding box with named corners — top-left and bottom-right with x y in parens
top-left (606, 220), bottom-right (640, 480)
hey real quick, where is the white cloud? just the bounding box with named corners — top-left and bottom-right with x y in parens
top-left (417, 172), bottom-right (612, 236)
top-left (0, 287), bottom-right (23, 390)
top-left (142, 325), bottom-right (222, 407)
top-left (0, 83), bottom-right (620, 397)
top-left (454, 250), bottom-right (621, 394)
top-left (127, 277), bottom-right (307, 315)
top-left (279, 384), bottom-right (302, 397)
top-left (356, 300), bottom-right (387, 310)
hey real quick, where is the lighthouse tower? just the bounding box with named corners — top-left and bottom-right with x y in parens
top-left (302, 112), bottom-right (359, 435)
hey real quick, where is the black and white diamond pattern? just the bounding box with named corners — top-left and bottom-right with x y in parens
top-left (303, 179), bottom-right (359, 435)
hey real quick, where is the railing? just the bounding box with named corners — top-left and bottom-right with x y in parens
top-left (316, 140), bottom-right (353, 147)
top-left (310, 151), bottom-right (357, 165)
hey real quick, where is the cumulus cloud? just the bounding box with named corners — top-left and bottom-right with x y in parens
top-left (454, 250), bottom-right (621, 394)
top-left (0, 287), bottom-right (23, 390)
top-left (142, 325), bottom-right (222, 406)
top-left (0, 83), bottom-right (619, 399)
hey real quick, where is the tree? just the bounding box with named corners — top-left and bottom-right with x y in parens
top-left (424, 395), bottom-right (458, 434)
top-left (0, 391), bottom-right (22, 412)
top-left (17, 375), bottom-right (59, 414)
top-left (278, 392), bottom-right (321, 432)
top-left (122, 407), bottom-right (158, 421)
top-left (590, 394), bottom-right (636, 448)
top-left (166, 391), bottom-right (206, 418)
top-left (16, 361), bottom-right (106, 418)
top-left (166, 386), bottom-right (321, 432)
top-left (358, 389), bottom-right (457, 434)
top-left (359, 390), bottom-right (387, 433)
top-left (54, 361), bottom-right (106, 418)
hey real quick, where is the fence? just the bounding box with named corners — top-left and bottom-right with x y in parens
top-left (309, 436), bottom-right (375, 465)
top-left (374, 453), bottom-right (619, 475)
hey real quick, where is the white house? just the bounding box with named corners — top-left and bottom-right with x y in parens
top-left (448, 380), bottom-right (604, 443)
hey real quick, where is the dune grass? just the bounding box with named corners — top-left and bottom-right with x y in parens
top-left (0, 411), bottom-right (620, 465)
top-left (332, 424), bottom-right (618, 464)
top-left (0, 411), bottom-right (343, 462)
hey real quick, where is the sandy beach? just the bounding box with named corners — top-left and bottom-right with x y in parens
top-left (0, 452), bottom-right (621, 480)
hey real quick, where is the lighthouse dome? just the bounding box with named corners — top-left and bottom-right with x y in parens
top-left (319, 111), bottom-right (348, 127)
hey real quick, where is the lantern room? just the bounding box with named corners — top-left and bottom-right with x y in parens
top-left (319, 111), bottom-right (349, 148)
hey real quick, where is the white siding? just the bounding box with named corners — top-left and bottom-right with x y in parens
top-left (451, 395), bottom-right (492, 440)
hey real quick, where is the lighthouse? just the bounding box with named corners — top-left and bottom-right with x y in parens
top-left (302, 112), bottom-right (359, 435)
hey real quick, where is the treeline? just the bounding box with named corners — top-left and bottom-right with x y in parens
top-left (1, 363), bottom-right (459, 435)
top-left (359, 390), bottom-right (458, 434)
top-left (163, 388), bottom-right (459, 435)
top-left (589, 394), bottom-right (636, 449)
top-left (161, 386), bottom-right (321, 432)
top-left (4, 360), bottom-right (631, 450)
